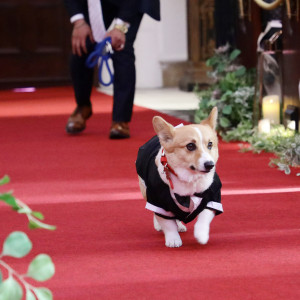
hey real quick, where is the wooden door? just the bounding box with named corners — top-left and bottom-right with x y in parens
top-left (0, 0), bottom-right (72, 89)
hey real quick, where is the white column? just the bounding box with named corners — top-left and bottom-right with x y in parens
top-left (135, 0), bottom-right (188, 88)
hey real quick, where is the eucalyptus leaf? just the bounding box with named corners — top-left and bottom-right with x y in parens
top-left (32, 211), bottom-right (44, 220)
top-left (28, 219), bottom-right (56, 231)
top-left (229, 49), bottom-right (241, 61)
top-left (2, 231), bottom-right (32, 258)
top-left (206, 56), bottom-right (218, 67)
top-left (0, 193), bottom-right (19, 210)
top-left (26, 289), bottom-right (36, 300)
top-left (27, 254), bottom-right (55, 282)
top-left (0, 277), bottom-right (23, 300)
top-left (234, 66), bottom-right (246, 77)
top-left (217, 63), bottom-right (225, 73)
top-left (0, 176), bottom-right (10, 186)
top-left (34, 288), bottom-right (53, 300)
top-left (222, 105), bottom-right (232, 115)
top-left (220, 117), bottom-right (231, 128)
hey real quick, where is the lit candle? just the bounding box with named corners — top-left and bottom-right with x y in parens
top-left (258, 119), bottom-right (271, 134)
top-left (262, 95), bottom-right (280, 124)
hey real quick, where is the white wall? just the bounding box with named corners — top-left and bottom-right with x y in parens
top-left (135, 0), bottom-right (188, 88)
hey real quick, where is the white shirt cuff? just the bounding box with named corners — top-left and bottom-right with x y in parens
top-left (70, 14), bottom-right (85, 24)
top-left (114, 18), bottom-right (130, 28)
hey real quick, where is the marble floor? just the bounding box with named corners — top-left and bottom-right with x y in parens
top-left (100, 87), bottom-right (199, 122)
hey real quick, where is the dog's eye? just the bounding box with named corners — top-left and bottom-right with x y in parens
top-left (186, 143), bottom-right (196, 151)
top-left (207, 141), bottom-right (213, 150)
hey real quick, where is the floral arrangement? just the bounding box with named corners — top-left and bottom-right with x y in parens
top-left (195, 45), bottom-right (256, 136)
top-left (195, 46), bottom-right (300, 176)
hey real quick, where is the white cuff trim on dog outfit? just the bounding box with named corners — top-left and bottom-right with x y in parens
top-left (206, 201), bottom-right (223, 213)
top-left (145, 202), bottom-right (175, 217)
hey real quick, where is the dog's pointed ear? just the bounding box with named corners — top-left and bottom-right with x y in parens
top-left (201, 107), bottom-right (218, 130)
top-left (152, 116), bottom-right (175, 147)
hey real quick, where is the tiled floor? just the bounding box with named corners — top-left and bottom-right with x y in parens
top-left (100, 87), bottom-right (199, 122)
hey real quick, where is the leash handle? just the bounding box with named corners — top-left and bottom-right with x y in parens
top-left (85, 37), bottom-right (114, 87)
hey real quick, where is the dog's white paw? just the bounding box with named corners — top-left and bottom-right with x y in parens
top-left (194, 225), bottom-right (209, 245)
top-left (153, 215), bottom-right (162, 231)
top-left (176, 220), bottom-right (187, 232)
top-left (165, 233), bottom-right (182, 248)
top-left (194, 209), bottom-right (215, 245)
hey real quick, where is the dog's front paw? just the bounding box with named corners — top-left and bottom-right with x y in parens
top-left (176, 220), bottom-right (187, 232)
top-left (153, 215), bottom-right (162, 231)
top-left (194, 225), bottom-right (209, 245)
top-left (165, 232), bottom-right (182, 248)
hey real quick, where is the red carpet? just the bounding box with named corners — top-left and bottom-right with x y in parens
top-left (0, 87), bottom-right (299, 300)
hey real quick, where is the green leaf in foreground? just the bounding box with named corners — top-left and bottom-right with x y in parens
top-left (0, 192), bottom-right (19, 210)
top-left (0, 277), bottom-right (23, 300)
top-left (0, 270), bottom-right (2, 283)
top-left (34, 287), bottom-right (53, 300)
top-left (27, 254), bottom-right (55, 282)
top-left (28, 219), bottom-right (56, 231)
top-left (26, 289), bottom-right (36, 300)
top-left (32, 211), bottom-right (44, 220)
top-left (0, 175), bottom-right (10, 186)
top-left (2, 231), bottom-right (32, 258)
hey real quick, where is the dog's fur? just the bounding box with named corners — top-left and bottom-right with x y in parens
top-left (138, 107), bottom-right (220, 247)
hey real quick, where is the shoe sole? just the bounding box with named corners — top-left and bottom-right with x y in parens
top-left (65, 125), bottom-right (86, 134)
top-left (109, 132), bottom-right (130, 139)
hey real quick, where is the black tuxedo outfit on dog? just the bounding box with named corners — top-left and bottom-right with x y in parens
top-left (64, 0), bottom-right (160, 122)
top-left (136, 136), bottom-right (223, 224)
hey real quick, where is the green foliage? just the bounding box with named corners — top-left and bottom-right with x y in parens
top-left (0, 176), bottom-right (55, 300)
top-left (0, 176), bottom-right (10, 186)
top-left (27, 254), bottom-right (55, 282)
top-left (195, 47), bottom-right (299, 176)
top-left (220, 121), bottom-right (254, 142)
top-left (2, 232), bottom-right (32, 258)
top-left (0, 277), bottom-right (23, 300)
top-left (195, 46), bottom-right (256, 135)
top-left (34, 288), bottom-right (53, 300)
top-left (272, 134), bottom-right (300, 175)
top-left (240, 126), bottom-right (300, 175)
top-left (0, 177), bottom-right (56, 231)
top-left (0, 234), bottom-right (55, 300)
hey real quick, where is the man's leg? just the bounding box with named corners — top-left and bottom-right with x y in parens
top-left (66, 40), bottom-right (95, 134)
top-left (109, 13), bottom-right (143, 138)
top-left (70, 49), bottom-right (94, 108)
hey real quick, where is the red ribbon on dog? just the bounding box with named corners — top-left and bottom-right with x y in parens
top-left (161, 148), bottom-right (177, 189)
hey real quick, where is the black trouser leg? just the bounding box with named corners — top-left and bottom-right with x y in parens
top-left (70, 39), bottom-right (95, 108)
top-left (111, 14), bottom-right (143, 122)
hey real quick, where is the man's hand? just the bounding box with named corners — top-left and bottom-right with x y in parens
top-left (71, 19), bottom-right (94, 56)
top-left (105, 28), bottom-right (126, 51)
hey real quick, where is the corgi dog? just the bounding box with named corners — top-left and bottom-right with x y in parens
top-left (136, 107), bottom-right (223, 248)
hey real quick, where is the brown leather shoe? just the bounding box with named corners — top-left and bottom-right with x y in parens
top-left (65, 106), bottom-right (92, 134)
top-left (109, 122), bottom-right (130, 139)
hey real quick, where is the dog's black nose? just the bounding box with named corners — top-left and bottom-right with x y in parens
top-left (204, 161), bottom-right (215, 171)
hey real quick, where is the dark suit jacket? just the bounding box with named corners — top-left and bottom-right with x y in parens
top-left (64, 0), bottom-right (160, 22)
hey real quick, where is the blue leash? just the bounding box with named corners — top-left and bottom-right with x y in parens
top-left (85, 37), bottom-right (114, 86)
